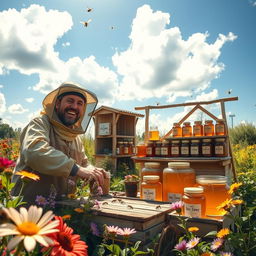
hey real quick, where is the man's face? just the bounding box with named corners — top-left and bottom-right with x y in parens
top-left (55, 94), bottom-right (85, 127)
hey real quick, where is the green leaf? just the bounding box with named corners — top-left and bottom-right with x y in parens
top-left (204, 231), bottom-right (217, 237)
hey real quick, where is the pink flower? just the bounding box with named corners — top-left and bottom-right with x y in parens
top-left (170, 201), bottom-right (184, 213)
top-left (186, 237), bottom-right (200, 249)
top-left (105, 225), bottom-right (120, 235)
top-left (211, 238), bottom-right (224, 251)
top-left (174, 240), bottom-right (187, 251)
top-left (117, 227), bottom-right (136, 237)
top-left (0, 157), bottom-right (15, 171)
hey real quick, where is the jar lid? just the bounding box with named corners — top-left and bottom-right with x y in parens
top-left (143, 175), bottom-right (160, 181)
top-left (172, 140), bottom-right (180, 143)
top-left (162, 140), bottom-right (169, 145)
top-left (144, 162), bottom-right (161, 169)
top-left (183, 122), bottom-right (191, 125)
top-left (173, 122), bottom-right (180, 126)
top-left (194, 121), bottom-right (202, 124)
top-left (205, 120), bottom-right (213, 123)
top-left (184, 187), bottom-right (204, 193)
top-left (168, 162), bottom-right (190, 168)
top-left (215, 138), bottom-right (225, 142)
top-left (216, 119), bottom-right (224, 123)
top-left (196, 175), bottom-right (227, 184)
top-left (156, 141), bottom-right (162, 145)
top-left (202, 139), bottom-right (212, 142)
top-left (191, 139), bottom-right (200, 143)
top-left (182, 140), bottom-right (189, 143)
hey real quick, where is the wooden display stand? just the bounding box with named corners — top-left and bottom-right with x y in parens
top-left (92, 106), bottom-right (144, 171)
top-left (133, 96), bottom-right (238, 181)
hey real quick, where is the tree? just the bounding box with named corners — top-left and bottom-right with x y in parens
top-left (0, 123), bottom-right (15, 139)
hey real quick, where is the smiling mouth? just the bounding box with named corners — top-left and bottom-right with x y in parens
top-left (65, 110), bottom-right (78, 118)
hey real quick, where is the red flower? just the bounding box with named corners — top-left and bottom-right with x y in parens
top-left (0, 157), bottom-right (15, 171)
top-left (44, 216), bottom-right (88, 256)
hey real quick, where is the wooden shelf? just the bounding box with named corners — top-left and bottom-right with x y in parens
top-left (95, 154), bottom-right (135, 158)
top-left (96, 135), bottom-right (136, 139)
top-left (165, 135), bottom-right (227, 141)
top-left (132, 156), bottom-right (231, 162)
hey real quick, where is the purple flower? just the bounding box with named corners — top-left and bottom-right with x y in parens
top-left (35, 195), bottom-right (48, 206)
top-left (93, 199), bottom-right (101, 210)
top-left (170, 201), bottom-right (184, 214)
top-left (90, 222), bottom-right (100, 236)
top-left (174, 240), bottom-right (187, 251)
top-left (186, 237), bottom-right (200, 249)
top-left (211, 238), bottom-right (224, 251)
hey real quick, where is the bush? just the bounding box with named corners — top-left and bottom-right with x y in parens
top-left (230, 123), bottom-right (256, 146)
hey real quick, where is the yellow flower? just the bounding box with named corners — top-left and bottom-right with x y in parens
top-left (201, 253), bottom-right (214, 256)
top-left (67, 193), bottom-right (76, 199)
top-left (188, 226), bottom-right (199, 232)
top-left (216, 199), bottom-right (233, 211)
top-left (15, 170), bottom-right (40, 181)
top-left (74, 208), bottom-right (85, 213)
top-left (231, 199), bottom-right (243, 205)
top-left (228, 182), bottom-right (242, 194)
top-left (0, 206), bottom-right (59, 252)
top-left (217, 228), bottom-right (230, 238)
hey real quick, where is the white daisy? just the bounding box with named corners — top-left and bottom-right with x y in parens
top-left (0, 205), bottom-right (59, 252)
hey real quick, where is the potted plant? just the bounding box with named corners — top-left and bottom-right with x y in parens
top-left (124, 174), bottom-right (140, 197)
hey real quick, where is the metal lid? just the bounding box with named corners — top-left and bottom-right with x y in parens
top-left (191, 139), bottom-right (200, 143)
top-left (182, 140), bottom-right (189, 143)
top-left (194, 121), bottom-right (202, 125)
top-left (168, 162), bottom-right (190, 168)
top-left (205, 120), bottom-right (213, 123)
top-left (144, 162), bottom-right (161, 169)
top-left (183, 122), bottom-right (191, 125)
top-left (215, 138), bottom-right (225, 142)
top-left (196, 175), bottom-right (227, 185)
top-left (184, 187), bottom-right (204, 193)
top-left (172, 140), bottom-right (180, 143)
top-left (173, 122), bottom-right (180, 126)
top-left (143, 175), bottom-right (160, 181)
top-left (202, 139), bottom-right (212, 142)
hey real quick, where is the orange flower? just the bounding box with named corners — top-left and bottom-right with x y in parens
top-left (74, 208), bottom-right (84, 213)
top-left (231, 199), bottom-right (243, 205)
top-left (67, 194), bottom-right (76, 199)
top-left (216, 199), bottom-right (233, 212)
top-left (188, 226), bottom-right (199, 232)
top-left (228, 182), bottom-right (242, 194)
top-left (15, 170), bottom-right (40, 181)
top-left (217, 228), bottom-right (230, 238)
top-left (62, 215), bottom-right (71, 220)
top-left (201, 253), bottom-right (214, 256)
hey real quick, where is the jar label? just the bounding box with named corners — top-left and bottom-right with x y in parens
top-left (173, 128), bottom-right (179, 136)
top-left (182, 127), bottom-right (190, 135)
top-left (190, 146), bottom-right (199, 155)
top-left (171, 146), bottom-right (179, 155)
top-left (215, 145), bottom-right (224, 155)
top-left (193, 126), bottom-right (201, 134)
top-left (204, 126), bottom-right (213, 133)
top-left (116, 148), bottom-right (120, 155)
top-left (161, 147), bottom-right (168, 156)
top-left (142, 188), bottom-right (156, 200)
top-left (216, 125), bottom-right (225, 133)
top-left (124, 147), bottom-right (129, 154)
top-left (184, 203), bottom-right (201, 218)
top-left (155, 148), bottom-right (161, 155)
top-left (146, 147), bottom-right (152, 155)
top-left (202, 146), bottom-right (211, 155)
top-left (181, 146), bottom-right (189, 155)
top-left (167, 193), bottom-right (182, 202)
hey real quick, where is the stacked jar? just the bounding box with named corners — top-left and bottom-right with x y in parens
top-left (163, 162), bottom-right (195, 202)
top-left (140, 175), bottom-right (162, 201)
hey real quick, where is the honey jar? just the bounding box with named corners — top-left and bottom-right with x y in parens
top-left (141, 175), bottom-right (162, 201)
top-left (123, 141), bottom-right (129, 155)
top-left (172, 123), bottom-right (182, 137)
top-left (136, 143), bottom-right (146, 157)
top-left (161, 140), bottom-right (170, 157)
top-left (215, 119), bottom-right (226, 136)
top-left (196, 175), bottom-right (230, 218)
top-left (146, 141), bottom-right (155, 157)
top-left (180, 140), bottom-right (190, 157)
top-left (214, 138), bottom-right (227, 157)
top-left (182, 122), bottom-right (192, 137)
top-left (170, 140), bottom-right (180, 157)
top-left (193, 121), bottom-right (203, 137)
top-left (182, 187), bottom-right (206, 218)
top-left (204, 120), bottom-right (215, 136)
top-left (141, 162), bottom-right (162, 183)
top-left (149, 126), bottom-right (159, 141)
top-left (116, 141), bottom-right (123, 155)
top-left (201, 139), bottom-right (213, 157)
top-left (190, 139), bottom-right (200, 157)
top-left (163, 162), bottom-right (195, 202)
top-left (155, 141), bottom-right (162, 157)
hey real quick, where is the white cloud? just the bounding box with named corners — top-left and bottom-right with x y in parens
top-left (62, 42), bottom-right (70, 47)
top-left (25, 97), bottom-right (34, 103)
top-left (0, 4), bottom-right (72, 75)
top-left (8, 104), bottom-right (28, 114)
top-left (112, 5), bottom-right (237, 102)
top-left (27, 108), bottom-right (41, 121)
top-left (0, 92), bottom-right (6, 113)
top-left (0, 84), bottom-right (3, 88)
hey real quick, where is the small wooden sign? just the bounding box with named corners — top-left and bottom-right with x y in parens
top-left (98, 122), bottom-right (111, 135)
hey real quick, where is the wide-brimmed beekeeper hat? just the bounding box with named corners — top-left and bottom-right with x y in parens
top-left (42, 81), bottom-right (98, 135)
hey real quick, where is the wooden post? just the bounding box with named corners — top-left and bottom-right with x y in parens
top-left (145, 107), bottom-right (149, 143)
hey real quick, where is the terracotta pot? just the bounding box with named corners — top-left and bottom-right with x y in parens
top-left (124, 181), bottom-right (138, 197)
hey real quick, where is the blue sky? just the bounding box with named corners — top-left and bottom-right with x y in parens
top-left (0, 0), bottom-right (255, 136)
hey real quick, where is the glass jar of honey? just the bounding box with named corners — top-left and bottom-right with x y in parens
top-left (155, 141), bottom-right (162, 157)
top-left (201, 139), bottom-right (213, 157)
top-left (163, 162), bottom-right (195, 202)
top-left (149, 126), bottom-right (159, 141)
top-left (136, 143), bottom-right (146, 157)
top-left (146, 141), bottom-right (155, 157)
top-left (170, 140), bottom-right (180, 157)
top-left (141, 162), bottom-right (162, 183)
top-left (116, 141), bottom-right (123, 155)
top-left (204, 120), bottom-right (215, 136)
top-left (193, 121), bottom-right (203, 137)
top-left (123, 141), bottom-right (129, 155)
top-left (214, 138), bottom-right (227, 157)
top-left (196, 175), bottom-right (230, 218)
top-left (190, 139), bottom-right (200, 157)
top-left (182, 122), bottom-right (192, 137)
top-left (161, 140), bottom-right (170, 157)
top-left (182, 187), bottom-right (206, 218)
top-left (215, 119), bottom-right (226, 136)
top-left (180, 140), bottom-right (190, 157)
top-left (141, 175), bottom-right (162, 201)
top-left (172, 123), bottom-right (182, 137)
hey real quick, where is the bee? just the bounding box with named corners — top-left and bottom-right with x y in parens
top-left (118, 199), bottom-right (125, 204)
top-left (127, 205), bottom-right (133, 209)
top-left (102, 202), bottom-right (109, 205)
top-left (227, 89), bottom-right (232, 95)
top-left (111, 199), bottom-right (117, 203)
top-left (156, 205), bottom-right (161, 210)
top-left (87, 7), bottom-right (93, 12)
top-left (80, 19), bottom-right (92, 27)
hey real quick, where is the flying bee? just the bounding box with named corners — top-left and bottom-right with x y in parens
top-left (127, 205), bottom-right (133, 210)
top-left (87, 7), bottom-right (93, 12)
top-left (80, 19), bottom-right (92, 27)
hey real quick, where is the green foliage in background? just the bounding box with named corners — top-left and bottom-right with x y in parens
top-left (230, 123), bottom-right (256, 146)
top-left (81, 134), bottom-right (95, 165)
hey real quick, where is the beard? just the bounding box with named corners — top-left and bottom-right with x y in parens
top-left (57, 108), bottom-right (80, 127)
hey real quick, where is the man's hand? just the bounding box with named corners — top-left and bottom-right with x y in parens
top-left (76, 165), bottom-right (106, 187)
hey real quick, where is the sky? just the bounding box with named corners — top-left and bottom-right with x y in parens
top-left (0, 0), bottom-right (255, 136)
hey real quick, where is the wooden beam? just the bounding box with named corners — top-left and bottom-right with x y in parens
top-left (144, 107), bottom-right (150, 143)
top-left (197, 105), bottom-right (219, 121)
top-left (135, 97), bottom-right (238, 111)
